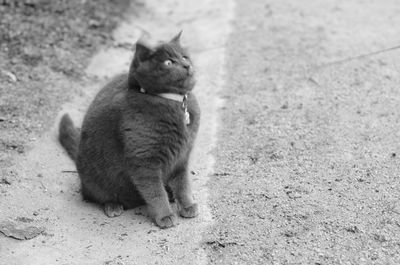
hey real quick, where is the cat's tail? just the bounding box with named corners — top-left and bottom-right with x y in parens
top-left (58, 114), bottom-right (80, 161)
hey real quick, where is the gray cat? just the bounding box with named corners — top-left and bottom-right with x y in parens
top-left (58, 32), bottom-right (200, 228)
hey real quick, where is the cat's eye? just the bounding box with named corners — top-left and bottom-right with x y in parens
top-left (182, 56), bottom-right (188, 61)
top-left (164, 59), bottom-right (173, 66)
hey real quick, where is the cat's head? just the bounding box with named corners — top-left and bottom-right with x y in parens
top-left (129, 32), bottom-right (195, 95)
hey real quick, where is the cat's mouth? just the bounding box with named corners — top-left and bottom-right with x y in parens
top-left (184, 76), bottom-right (196, 89)
top-left (177, 70), bottom-right (195, 82)
top-left (181, 73), bottom-right (195, 83)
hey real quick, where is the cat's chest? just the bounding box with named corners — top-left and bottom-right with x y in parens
top-left (122, 95), bottom-right (199, 160)
top-left (139, 100), bottom-right (193, 132)
top-left (154, 107), bottom-right (192, 140)
top-left (124, 104), bottom-right (193, 145)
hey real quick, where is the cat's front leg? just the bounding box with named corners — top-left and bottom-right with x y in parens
top-left (169, 163), bottom-right (198, 218)
top-left (130, 167), bottom-right (177, 228)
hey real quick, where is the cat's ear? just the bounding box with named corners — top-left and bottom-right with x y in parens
top-left (170, 31), bottom-right (183, 45)
top-left (134, 40), bottom-right (154, 63)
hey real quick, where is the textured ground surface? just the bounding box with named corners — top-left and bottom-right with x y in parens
top-left (205, 0), bottom-right (400, 264)
top-left (0, 0), bottom-right (233, 264)
top-left (2, 0), bottom-right (400, 264)
top-left (0, 0), bottom-right (129, 174)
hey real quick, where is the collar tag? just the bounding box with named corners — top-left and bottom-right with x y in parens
top-left (184, 109), bottom-right (190, 125)
top-left (182, 94), bottom-right (190, 125)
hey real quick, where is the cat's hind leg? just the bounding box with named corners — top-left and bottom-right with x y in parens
top-left (80, 181), bottom-right (124, 217)
top-left (104, 202), bottom-right (124, 217)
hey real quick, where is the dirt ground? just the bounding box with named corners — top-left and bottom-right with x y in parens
top-left (204, 0), bottom-right (400, 264)
top-left (2, 0), bottom-right (400, 264)
top-left (0, 0), bottom-right (233, 264)
top-left (0, 0), bottom-right (129, 172)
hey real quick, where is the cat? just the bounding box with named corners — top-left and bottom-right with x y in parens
top-left (58, 32), bottom-right (200, 229)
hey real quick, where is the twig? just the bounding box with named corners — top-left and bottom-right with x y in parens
top-left (61, 170), bottom-right (77, 173)
top-left (314, 44), bottom-right (400, 70)
top-left (39, 181), bottom-right (47, 192)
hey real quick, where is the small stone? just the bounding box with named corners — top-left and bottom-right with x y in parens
top-left (16, 217), bottom-right (34, 223)
top-left (1, 70), bottom-right (17, 82)
top-left (373, 234), bottom-right (387, 242)
top-left (0, 221), bottom-right (44, 240)
top-left (344, 226), bottom-right (360, 233)
top-left (0, 178), bottom-right (11, 185)
top-left (281, 102), bottom-right (289, 109)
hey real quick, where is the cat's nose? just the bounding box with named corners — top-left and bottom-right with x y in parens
top-left (186, 65), bottom-right (194, 75)
top-left (183, 64), bottom-right (193, 75)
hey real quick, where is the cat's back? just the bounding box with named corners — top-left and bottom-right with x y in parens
top-left (86, 73), bottom-right (128, 118)
top-left (79, 74), bottom-right (129, 154)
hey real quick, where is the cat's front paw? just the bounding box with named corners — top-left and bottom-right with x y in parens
top-left (155, 214), bottom-right (177, 229)
top-left (104, 202), bottom-right (124, 217)
top-left (179, 203), bottom-right (198, 218)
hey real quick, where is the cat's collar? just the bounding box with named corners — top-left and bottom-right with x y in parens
top-left (157, 92), bottom-right (186, 102)
top-left (139, 87), bottom-right (186, 103)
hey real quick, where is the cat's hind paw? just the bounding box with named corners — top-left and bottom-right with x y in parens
top-left (155, 214), bottom-right (177, 229)
top-left (179, 203), bottom-right (198, 218)
top-left (104, 202), bottom-right (124, 217)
